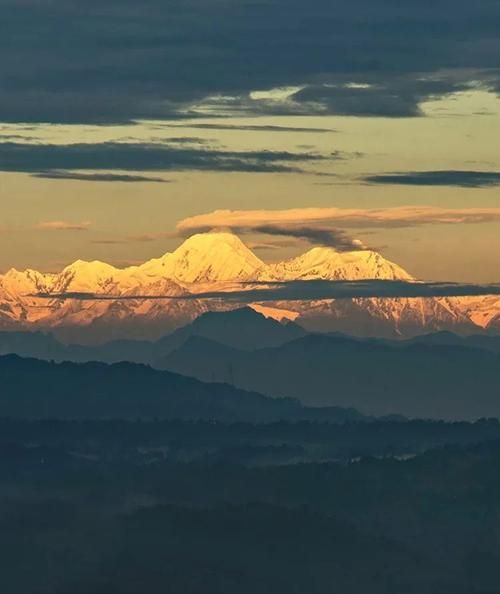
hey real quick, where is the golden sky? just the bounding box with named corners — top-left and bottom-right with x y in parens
top-left (1, 90), bottom-right (499, 282)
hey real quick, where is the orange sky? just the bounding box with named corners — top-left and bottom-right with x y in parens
top-left (1, 91), bottom-right (500, 282)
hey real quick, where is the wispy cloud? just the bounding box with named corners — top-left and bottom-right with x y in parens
top-left (159, 123), bottom-right (336, 133)
top-left (128, 233), bottom-right (173, 243)
top-left (363, 171), bottom-right (500, 188)
top-left (176, 206), bottom-right (500, 248)
top-left (91, 232), bottom-right (174, 245)
top-left (247, 225), bottom-right (366, 251)
top-left (247, 239), bottom-right (300, 251)
top-left (32, 171), bottom-right (171, 183)
top-left (34, 221), bottom-right (90, 231)
top-left (90, 239), bottom-right (126, 245)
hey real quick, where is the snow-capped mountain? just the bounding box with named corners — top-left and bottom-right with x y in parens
top-left (293, 295), bottom-right (474, 337)
top-left (452, 295), bottom-right (500, 331)
top-left (0, 231), bottom-right (497, 341)
top-left (259, 246), bottom-right (413, 282)
top-left (256, 246), bottom-right (475, 337)
top-left (140, 232), bottom-right (265, 283)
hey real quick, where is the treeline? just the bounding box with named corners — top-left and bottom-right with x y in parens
top-left (2, 417), bottom-right (500, 466)
top-left (3, 437), bottom-right (500, 593)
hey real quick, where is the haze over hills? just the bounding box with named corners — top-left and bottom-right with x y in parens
top-left (2, 307), bottom-right (498, 421)
top-left (0, 308), bottom-right (306, 365)
top-left (0, 354), bottom-right (367, 423)
top-left (160, 331), bottom-right (500, 421)
top-left (0, 231), bottom-right (498, 341)
top-left (4, 305), bottom-right (500, 363)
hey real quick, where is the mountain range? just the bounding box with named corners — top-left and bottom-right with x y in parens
top-left (0, 231), bottom-right (498, 341)
top-left (0, 307), bottom-right (307, 364)
top-left (1, 307), bottom-right (500, 420)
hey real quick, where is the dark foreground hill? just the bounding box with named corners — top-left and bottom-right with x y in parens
top-left (0, 354), bottom-right (363, 423)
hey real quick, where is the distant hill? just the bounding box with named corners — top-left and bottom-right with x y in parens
top-left (0, 354), bottom-right (365, 423)
top-left (0, 308), bottom-right (306, 364)
top-left (2, 315), bottom-right (500, 421)
top-left (399, 331), bottom-right (500, 354)
top-left (155, 307), bottom-right (306, 352)
top-left (160, 334), bottom-right (500, 421)
top-left (2, 310), bottom-right (500, 371)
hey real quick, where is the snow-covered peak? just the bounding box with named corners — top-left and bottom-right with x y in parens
top-left (62, 259), bottom-right (118, 277)
top-left (174, 232), bottom-right (262, 262)
top-left (1, 267), bottom-right (54, 294)
top-left (55, 259), bottom-right (148, 293)
top-left (260, 247), bottom-right (414, 281)
top-left (57, 260), bottom-right (118, 292)
top-left (0, 231), bottom-right (494, 340)
top-left (151, 232), bottom-right (265, 283)
top-left (337, 250), bottom-right (414, 280)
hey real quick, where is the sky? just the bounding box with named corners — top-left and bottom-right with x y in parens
top-left (1, 0), bottom-right (500, 283)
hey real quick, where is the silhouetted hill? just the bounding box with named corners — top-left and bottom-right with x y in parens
top-left (401, 331), bottom-right (500, 354)
top-left (0, 308), bottom-right (306, 364)
top-left (1, 313), bottom-right (500, 370)
top-left (0, 354), bottom-right (365, 423)
top-left (161, 334), bottom-right (500, 420)
top-left (157, 307), bottom-right (306, 352)
top-left (0, 330), bottom-right (67, 360)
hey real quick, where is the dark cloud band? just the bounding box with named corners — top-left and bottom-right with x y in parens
top-left (29, 280), bottom-right (500, 303)
top-left (364, 171), bottom-right (500, 188)
top-left (32, 171), bottom-right (171, 183)
top-left (2, 0), bottom-right (500, 122)
top-left (159, 123), bottom-right (336, 133)
top-left (0, 142), bottom-right (324, 174)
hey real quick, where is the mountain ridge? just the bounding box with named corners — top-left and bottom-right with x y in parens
top-left (0, 353), bottom-right (367, 423)
top-left (160, 332), bottom-right (500, 421)
top-left (0, 231), bottom-right (497, 340)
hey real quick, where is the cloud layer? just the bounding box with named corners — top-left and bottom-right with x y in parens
top-left (34, 221), bottom-right (90, 231)
top-left (30, 280), bottom-right (500, 303)
top-left (2, 0), bottom-right (500, 122)
top-left (364, 171), bottom-right (500, 188)
top-left (32, 171), bottom-right (171, 183)
top-left (0, 142), bottom-right (325, 175)
top-left (176, 207), bottom-right (500, 247)
top-left (161, 123), bottom-right (336, 133)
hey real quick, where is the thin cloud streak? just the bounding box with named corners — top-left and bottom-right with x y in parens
top-left (34, 221), bottom-right (90, 231)
top-left (363, 171), bottom-right (500, 188)
top-left (32, 171), bottom-right (171, 183)
top-left (29, 280), bottom-right (500, 303)
top-left (159, 123), bottom-right (336, 133)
